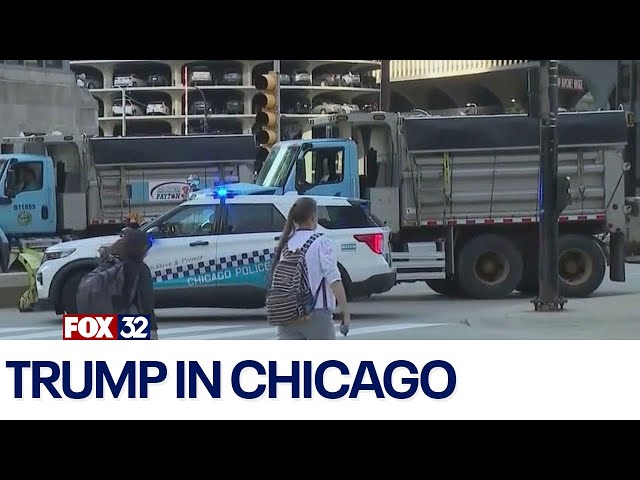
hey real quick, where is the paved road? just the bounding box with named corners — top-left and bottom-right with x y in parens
top-left (1, 265), bottom-right (640, 340)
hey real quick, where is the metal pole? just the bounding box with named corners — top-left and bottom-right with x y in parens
top-left (121, 86), bottom-right (126, 137)
top-left (381, 60), bottom-right (391, 111)
top-left (274, 60), bottom-right (281, 142)
top-left (184, 67), bottom-right (189, 135)
top-left (194, 86), bottom-right (208, 133)
top-left (533, 60), bottom-right (565, 311)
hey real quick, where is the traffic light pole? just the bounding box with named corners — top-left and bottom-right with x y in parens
top-left (533, 60), bottom-right (566, 311)
top-left (274, 60), bottom-right (281, 141)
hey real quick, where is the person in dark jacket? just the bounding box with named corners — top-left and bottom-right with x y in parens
top-left (99, 229), bottom-right (158, 339)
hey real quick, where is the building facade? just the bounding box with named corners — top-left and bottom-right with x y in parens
top-left (70, 60), bottom-right (381, 139)
top-left (0, 60), bottom-right (98, 139)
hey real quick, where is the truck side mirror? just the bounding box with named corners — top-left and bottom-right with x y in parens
top-left (5, 169), bottom-right (16, 198)
top-left (557, 175), bottom-right (572, 213)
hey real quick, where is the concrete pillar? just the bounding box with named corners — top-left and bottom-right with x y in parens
top-left (172, 120), bottom-right (183, 135)
top-left (100, 65), bottom-right (114, 88)
top-left (102, 95), bottom-right (114, 118)
top-left (244, 90), bottom-right (254, 118)
top-left (101, 122), bottom-right (114, 137)
top-left (170, 91), bottom-right (183, 116)
top-left (242, 61), bottom-right (254, 86)
top-left (172, 61), bottom-right (184, 87)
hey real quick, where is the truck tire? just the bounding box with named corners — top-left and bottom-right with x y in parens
top-left (425, 279), bottom-right (461, 297)
top-left (456, 234), bottom-right (523, 299)
top-left (558, 234), bottom-right (606, 298)
top-left (61, 270), bottom-right (90, 314)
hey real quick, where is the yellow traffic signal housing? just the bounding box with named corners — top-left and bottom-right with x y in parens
top-left (254, 71), bottom-right (280, 151)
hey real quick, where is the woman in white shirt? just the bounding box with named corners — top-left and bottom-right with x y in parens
top-left (271, 197), bottom-right (350, 340)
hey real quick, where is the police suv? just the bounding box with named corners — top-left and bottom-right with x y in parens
top-left (35, 194), bottom-right (396, 314)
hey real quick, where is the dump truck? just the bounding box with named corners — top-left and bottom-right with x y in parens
top-left (199, 109), bottom-right (640, 299)
top-left (0, 133), bottom-right (257, 275)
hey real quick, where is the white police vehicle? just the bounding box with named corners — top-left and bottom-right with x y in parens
top-left (35, 193), bottom-right (395, 314)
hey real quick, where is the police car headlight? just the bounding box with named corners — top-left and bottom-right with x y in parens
top-left (42, 248), bottom-right (76, 263)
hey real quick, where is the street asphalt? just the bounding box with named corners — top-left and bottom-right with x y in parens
top-left (1, 264), bottom-right (639, 340)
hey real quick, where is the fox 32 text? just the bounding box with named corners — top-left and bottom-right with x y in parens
top-left (63, 315), bottom-right (150, 340)
top-left (2, 360), bottom-right (456, 400)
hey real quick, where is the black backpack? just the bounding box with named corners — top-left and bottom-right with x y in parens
top-left (266, 233), bottom-right (326, 326)
top-left (76, 258), bottom-right (140, 314)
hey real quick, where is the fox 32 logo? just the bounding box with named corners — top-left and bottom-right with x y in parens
top-left (62, 315), bottom-right (151, 340)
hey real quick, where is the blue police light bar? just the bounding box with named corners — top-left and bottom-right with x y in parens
top-left (213, 186), bottom-right (235, 199)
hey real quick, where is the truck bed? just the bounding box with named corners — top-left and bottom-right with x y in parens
top-left (87, 135), bottom-right (257, 224)
top-left (400, 111), bottom-right (629, 226)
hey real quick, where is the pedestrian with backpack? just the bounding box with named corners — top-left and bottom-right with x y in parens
top-left (266, 197), bottom-right (350, 340)
top-left (76, 228), bottom-right (159, 339)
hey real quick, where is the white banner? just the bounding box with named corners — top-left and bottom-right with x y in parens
top-left (148, 181), bottom-right (191, 202)
top-left (0, 340), bottom-right (638, 420)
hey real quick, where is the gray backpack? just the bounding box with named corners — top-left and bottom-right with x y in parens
top-left (76, 258), bottom-right (140, 314)
top-left (266, 233), bottom-right (326, 326)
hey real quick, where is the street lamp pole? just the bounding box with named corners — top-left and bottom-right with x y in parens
top-left (533, 59), bottom-right (565, 311)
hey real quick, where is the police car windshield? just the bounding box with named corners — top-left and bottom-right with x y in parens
top-left (255, 144), bottom-right (299, 188)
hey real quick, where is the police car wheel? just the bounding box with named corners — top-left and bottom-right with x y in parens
top-left (61, 270), bottom-right (89, 314)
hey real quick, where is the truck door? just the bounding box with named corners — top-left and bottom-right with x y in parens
top-left (290, 141), bottom-right (356, 198)
top-left (2, 158), bottom-right (56, 235)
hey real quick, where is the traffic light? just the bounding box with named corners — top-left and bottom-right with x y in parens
top-left (254, 71), bottom-right (280, 159)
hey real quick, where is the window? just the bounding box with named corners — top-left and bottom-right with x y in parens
top-left (24, 60), bottom-right (43, 67)
top-left (299, 148), bottom-right (344, 187)
top-left (7, 161), bottom-right (44, 195)
top-left (44, 60), bottom-right (63, 68)
top-left (154, 205), bottom-right (218, 238)
top-left (317, 204), bottom-right (379, 230)
top-left (224, 204), bottom-right (286, 234)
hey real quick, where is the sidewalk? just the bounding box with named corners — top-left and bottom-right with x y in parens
top-left (462, 290), bottom-right (640, 339)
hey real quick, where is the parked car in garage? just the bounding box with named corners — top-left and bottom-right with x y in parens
top-left (148, 74), bottom-right (170, 87)
top-left (340, 104), bottom-right (360, 113)
top-left (222, 68), bottom-right (243, 85)
top-left (189, 66), bottom-right (214, 86)
top-left (225, 99), bottom-right (244, 114)
top-left (113, 74), bottom-right (147, 88)
top-left (189, 100), bottom-right (217, 115)
top-left (313, 73), bottom-right (340, 87)
top-left (146, 101), bottom-right (171, 115)
top-left (341, 72), bottom-right (361, 87)
top-left (361, 74), bottom-right (377, 88)
top-left (279, 73), bottom-right (291, 85)
top-left (76, 73), bottom-right (103, 89)
top-left (311, 102), bottom-right (341, 114)
top-left (293, 70), bottom-right (311, 86)
top-left (112, 99), bottom-right (145, 116)
top-left (283, 97), bottom-right (312, 114)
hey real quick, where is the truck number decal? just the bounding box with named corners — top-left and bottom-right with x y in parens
top-left (13, 203), bottom-right (36, 211)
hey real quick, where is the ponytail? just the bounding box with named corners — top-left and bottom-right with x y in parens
top-left (269, 198), bottom-right (317, 282)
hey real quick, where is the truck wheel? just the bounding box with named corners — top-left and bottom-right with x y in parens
top-left (456, 234), bottom-right (523, 299)
top-left (425, 279), bottom-right (460, 297)
top-left (558, 234), bottom-right (606, 298)
top-left (61, 270), bottom-right (90, 314)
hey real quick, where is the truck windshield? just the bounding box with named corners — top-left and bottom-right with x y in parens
top-left (255, 145), bottom-right (299, 188)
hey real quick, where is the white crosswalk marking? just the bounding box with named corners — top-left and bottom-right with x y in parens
top-left (0, 321), bottom-right (455, 340)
